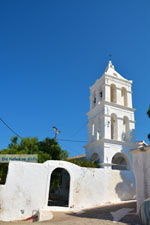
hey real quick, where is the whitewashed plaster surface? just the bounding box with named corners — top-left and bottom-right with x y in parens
top-left (0, 160), bottom-right (135, 221)
top-left (85, 61), bottom-right (136, 170)
top-left (131, 147), bottom-right (150, 213)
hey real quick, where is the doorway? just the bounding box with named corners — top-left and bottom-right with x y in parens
top-left (48, 168), bottom-right (70, 207)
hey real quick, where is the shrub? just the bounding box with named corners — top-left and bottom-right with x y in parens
top-left (66, 158), bottom-right (98, 168)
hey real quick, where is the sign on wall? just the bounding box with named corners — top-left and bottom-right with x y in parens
top-left (0, 154), bottom-right (38, 163)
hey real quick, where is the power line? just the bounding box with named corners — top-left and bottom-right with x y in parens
top-left (70, 121), bottom-right (87, 138)
top-left (0, 116), bottom-right (88, 143)
top-left (58, 138), bottom-right (87, 143)
top-left (0, 117), bottom-right (22, 139)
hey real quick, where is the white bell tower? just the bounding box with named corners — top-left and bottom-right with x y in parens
top-left (84, 61), bottom-right (136, 169)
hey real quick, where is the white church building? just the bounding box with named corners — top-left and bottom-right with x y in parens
top-left (0, 60), bottom-right (138, 222)
top-left (84, 60), bottom-right (136, 170)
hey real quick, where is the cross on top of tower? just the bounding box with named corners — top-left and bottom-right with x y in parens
top-left (105, 60), bottom-right (115, 73)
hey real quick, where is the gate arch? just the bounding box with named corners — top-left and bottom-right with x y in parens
top-left (48, 167), bottom-right (70, 207)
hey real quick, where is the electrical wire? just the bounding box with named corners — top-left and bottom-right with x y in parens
top-left (0, 117), bottom-right (86, 143)
top-left (0, 116), bottom-right (88, 143)
top-left (69, 121), bottom-right (87, 138)
top-left (58, 138), bottom-right (87, 143)
top-left (0, 117), bottom-right (22, 139)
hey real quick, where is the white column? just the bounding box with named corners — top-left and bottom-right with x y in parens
top-left (104, 85), bottom-right (110, 102)
top-left (117, 88), bottom-right (122, 105)
top-left (96, 90), bottom-right (100, 105)
top-left (118, 118), bottom-right (123, 141)
top-left (127, 91), bottom-right (133, 108)
top-left (104, 115), bottom-right (111, 139)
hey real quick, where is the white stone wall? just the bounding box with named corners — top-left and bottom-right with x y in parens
top-left (85, 140), bottom-right (136, 170)
top-left (131, 148), bottom-right (150, 213)
top-left (0, 160), bottom-right (135, 221)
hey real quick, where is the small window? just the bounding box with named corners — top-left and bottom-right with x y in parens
top-left (92, 92), bottom-right (96, 108)
top-left (100, 91), bottom-right (103, 99)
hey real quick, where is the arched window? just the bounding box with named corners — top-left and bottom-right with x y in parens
top-left (111, 153), bottom-right (128, 170)
top-left (110, 84), bottom-right (117, 103)
top-left (121, 87), bottom-right (128, 107)
top-left (123, 116), bottom-right (129, 141)
top-left (111, 114), bottom-right (118, 140)
top-left (99, 90), bottom-right (103, 100)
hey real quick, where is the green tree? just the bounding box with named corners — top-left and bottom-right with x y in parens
top-left (0, 136), bottom-right (68, 184)
top-left (0, 136), bottom-right (68, 162)
top-left (147, 106), bottom-right (150, 140)
top-left (38, 138), bottom-right (68, 161)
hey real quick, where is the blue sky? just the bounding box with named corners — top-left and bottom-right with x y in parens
top-left (0, 0), bottom-right (149, 156)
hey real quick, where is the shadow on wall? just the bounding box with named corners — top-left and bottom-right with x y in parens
top-left (114, 128), bottom-right (136, 200)
top-left (115, 167), bottom-right (136, 201)
top-left (121, 129), bottom-right (135, 142)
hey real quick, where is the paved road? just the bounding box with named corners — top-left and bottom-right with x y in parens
top-left (0, 201), bottom-right (141, 225)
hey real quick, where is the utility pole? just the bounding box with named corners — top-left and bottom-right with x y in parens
top-left (52, 126), bottom-right (60, 140)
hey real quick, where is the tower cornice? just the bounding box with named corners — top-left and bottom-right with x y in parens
top-left (87, 100), bottom-right (135, 117)
top-left (84, 138), bottom-right (138, 149)
top-left (103, 101), bottom-right (136, 111)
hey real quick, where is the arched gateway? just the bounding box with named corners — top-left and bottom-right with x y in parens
top-left (48, 168), bottom-right (70, 207)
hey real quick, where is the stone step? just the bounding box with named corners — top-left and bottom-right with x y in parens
top-left (38, 209), bottom-right (53, 222)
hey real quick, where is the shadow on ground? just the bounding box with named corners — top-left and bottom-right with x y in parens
top-left (0, 201), bottom-right (141, 225)
top-left (66, 201), bottom-right (141, 225)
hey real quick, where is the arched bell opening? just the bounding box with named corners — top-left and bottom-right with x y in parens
top-left (121, 87), bottom-right (128, 107)
top-left (110, 84), bottom-right (117, 103)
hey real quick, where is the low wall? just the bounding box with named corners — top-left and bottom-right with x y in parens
top-left (0, 160), bottom-right (135, 221)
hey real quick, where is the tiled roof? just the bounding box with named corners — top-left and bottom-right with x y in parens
top-left (68, 154), bottom-right (86, 160)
